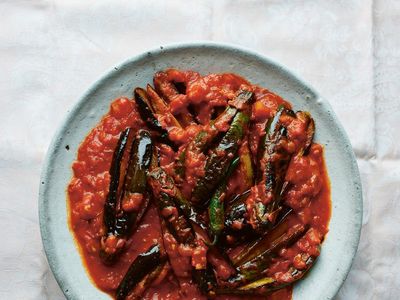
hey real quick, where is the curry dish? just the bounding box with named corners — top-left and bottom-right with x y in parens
top-left (68, 69), bottom-right (331, 300)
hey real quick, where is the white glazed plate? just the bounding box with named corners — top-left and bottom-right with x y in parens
top-left (39, 42), bottom-right (362, 300)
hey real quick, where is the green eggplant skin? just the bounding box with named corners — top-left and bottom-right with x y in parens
top-left (216, 255), bottom-right (317, 297)
top-left (232, 223), bottom-right (308, 284)
top-left (191, 99), bottom-right (252, 207)
top-left (116, 244), bottom-right (166, 300)
top-left (174, 148), bottom-right (187, 178)
top-left (209, 157), bottom-right (240, 243)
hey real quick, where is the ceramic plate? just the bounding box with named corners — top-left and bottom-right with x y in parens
top-left (39, 42), bottom-right (362, 300)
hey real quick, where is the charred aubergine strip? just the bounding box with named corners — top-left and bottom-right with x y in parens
top-left (251, 105), bottom-right (293, 230)
top-left (103, 128), bottom-right (135, 235)
top-left (116, 244), bottom-right (166, 300)
top-left (217, 252), bottom-right (317, 296)
top-left (232, 214), bottom-right (302, 266)
top-left (191, 90), bottom-right (253, 207)
top-left (208, 157), bottom-right (240, 244)
top-left (148, 166), bottom-right (207, 234)
top-left (249, 107), bottom-right (315, 233)
top-left (176, 90), bottom-right (253, 181)
top-left (224, 195), bottom-right (293, 247)
top-left (149, 157), bottom-right (218, 297)
top-left (233, 223), bottom-right (309, 283)
top-left (100, 129), bottom-right (153, 264)
top-left (146, 84), bottom-right (183, 129)
top-left (134, 88), bottom-right (177, 150)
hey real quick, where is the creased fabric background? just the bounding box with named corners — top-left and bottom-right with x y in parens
top-left (0, 0), bottom-right (399, 299)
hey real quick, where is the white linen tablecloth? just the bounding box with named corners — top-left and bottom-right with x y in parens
top-left (1, 1), bottom-right (399, 299)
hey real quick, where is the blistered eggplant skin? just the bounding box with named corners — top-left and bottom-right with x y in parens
top-left (232, 214), bottom-right (301, 266)
top-left (234, 224), bottom-right (308, 283)
top-left (254, 108), bottom-right (315, 230)
top-left (103, 128), bottom-right (135, 236)
top-left (148, 166), bottom-right (197, 244)
top-left (101, 130), bottom-right (153, 265)
top-left (216, 255), bottom-right (317, 297)
top-left (150, 162), bottom-right (211, 232)
top-left (209, 157), bottom-right (240, 243)
top-left (192, 91), bottom-right (253, 207)
top-left (116, 244), bottom-right (165, 300)
top-left (134, 88), bottom-right (168, 138)
top-left (114, 130), bottom-right (153, 237)
top-left (146, 84), bottom-right (183, 129)
top-left (134, 88), bottom-right (178, 150)
top-left (256, 106), bottom-right (292, 226)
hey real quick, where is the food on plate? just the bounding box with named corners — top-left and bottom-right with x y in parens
top-left (68, 69), bottom-right (330, 299)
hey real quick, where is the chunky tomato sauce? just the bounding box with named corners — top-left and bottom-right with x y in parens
top-left (68, 69), bottom-right (330, 299)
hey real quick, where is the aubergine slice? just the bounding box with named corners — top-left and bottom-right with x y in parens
top-left (100, 129), bottom-right (153, 265)
top-left (191, 90), bottom-right (253, 207)
top-left (148, 148), bottom-right (236, 297)
top-left (148, 153), bottom-right (211, 292)
top-left (134, 88), bottom-right (177, 150)
top-left (102, 128), bottom-right (135, 237)
top-left (223, 192), bottom-right (292, 247)
top-left (126, 261), bottom-right (167, 300)
top-left (262, 110), bottom-right (315, 221)
top-left (148, 165), bottom-right (206, 235)
top-left (114, 130), bottom-right (153, 237)
top-left (216, 253), bottom-right (317, 296)
top-left (178, 90), bottom-right (252, 179)
top-left (175, 90), bottom-right (250, 180)
top-left (233, 223), bottom-right (308, 283)
top-left (232, 215), bottom-right (305, 267)
top-left (116, 244), bottom-right (166, 300)
top-left (249, 107), bottom-right (315, 232)
top-left (146, 84), bottom-right (183, 129)
top-left (251, 106), bottom-right (293, 230)
top-left (208, 157), bottom-right (240, 244)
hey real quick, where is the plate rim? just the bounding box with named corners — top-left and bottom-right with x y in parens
top-left (39, 41), bottom-right (363, 300)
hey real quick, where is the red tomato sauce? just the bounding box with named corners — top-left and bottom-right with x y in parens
top-left (68, 69), bottom-right (331, 299)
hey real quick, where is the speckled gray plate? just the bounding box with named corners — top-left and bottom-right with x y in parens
top-left (39, 42), bottom-right (362, 300)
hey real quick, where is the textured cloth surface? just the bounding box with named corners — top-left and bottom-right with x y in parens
top-left (0, 1), bottom-right (399, 299)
